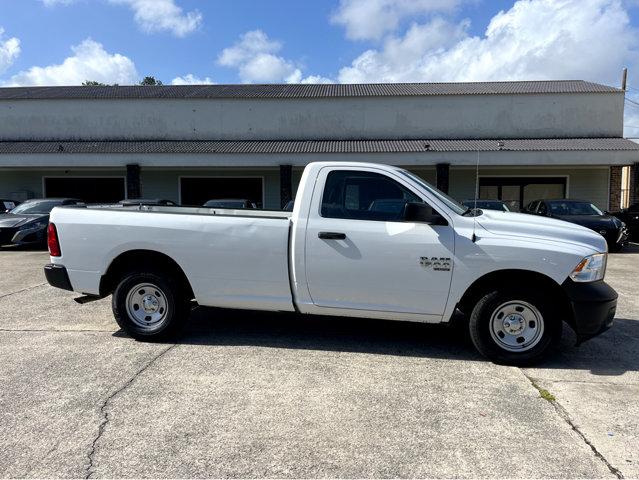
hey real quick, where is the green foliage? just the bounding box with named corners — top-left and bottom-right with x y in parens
top-left (139, 76), bottom-right (163, 86)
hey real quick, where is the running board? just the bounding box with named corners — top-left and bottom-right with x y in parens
top-left (74, 294), bottom-right (103, 304)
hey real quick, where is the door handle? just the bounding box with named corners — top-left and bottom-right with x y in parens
top-left (318, 231), bottom-right (346, 240)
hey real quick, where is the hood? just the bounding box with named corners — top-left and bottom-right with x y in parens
top-left (551, 214), bottom-right (620, 231)
top-left (476, 210), bottom-right (607, 253)
top-left (0, 213), bottom-right (48, 228)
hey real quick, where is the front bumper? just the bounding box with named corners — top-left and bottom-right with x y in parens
top-left (44, 264), bottom-right (74, 291)
top-left (0, 227), bottom-right (18, 245)
top-left (561, 278), bottom-right (617, 343)
top-left (601, 227), bottom-right (628, 249)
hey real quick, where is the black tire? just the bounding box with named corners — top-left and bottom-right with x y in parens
top-left (468, 288), bottom-right (562, 366)
top-left (112, 270), bottom-right (189, 341)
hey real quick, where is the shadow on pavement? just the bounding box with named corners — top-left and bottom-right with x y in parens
top-left (0, 244), bottom-right (47, 252)
top-left (113, 305), bottom-right (639, 373)
top-left (615, 242), bottom-right (639, 254)
top-left (544, 317), bottom-right (639, 376)
top-left (179, 306), bottom-right (481, 362)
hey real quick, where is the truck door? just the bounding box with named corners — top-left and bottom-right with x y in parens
top-left (304, 167), bottom-right (454, 317)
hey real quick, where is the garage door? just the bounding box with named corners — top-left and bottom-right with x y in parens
top-left (44, 177), bottom-right (126, 203)
top-left (180, 177), bottom-right (263, 207)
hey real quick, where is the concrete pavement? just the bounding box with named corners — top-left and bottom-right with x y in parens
top-left (0, 246), bottom-right (637, 478)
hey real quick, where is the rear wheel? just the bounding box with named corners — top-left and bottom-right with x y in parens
top-left (112, 270), bottom-right (189, 340)
top-left (469, 289), bottom-right (562, 365)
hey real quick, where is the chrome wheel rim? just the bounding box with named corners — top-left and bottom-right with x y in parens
top-left (125, 283), bottom-right (169, 330)
top-left (489, 300), bottom-right (544, 352)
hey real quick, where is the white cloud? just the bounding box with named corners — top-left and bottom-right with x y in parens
top-left (41, 0), bottom-right (75, 5)
top-left (2, 38), bottom-right (138, 86)
top-left (331, 0), bottom-right (464, 41)
top-left (285, 71), bottom-right (334, 84)
top-left (0, 28), bottom-right (20, 74)
top-left (171, 74), bottom-right (214, 85)
top-left (218, 30), bottom-right (331, 84)
top-left (110, 0), bottom-right (202, 37)
top-left (41, 0), bottom-right (202, 37)
top-left (338, 0), bottom-right (639, 86)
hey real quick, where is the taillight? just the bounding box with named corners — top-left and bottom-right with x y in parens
top-left (48, 223), bottom-right (61, 257)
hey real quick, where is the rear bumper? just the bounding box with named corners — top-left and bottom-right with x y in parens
top-left (561, 278), bottom-right (617, 343)
top-left (44, 264), bottom-right (73, 291)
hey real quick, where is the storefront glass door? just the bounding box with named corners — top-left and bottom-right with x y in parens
top-left (479, 177), bottom-right (567, 212)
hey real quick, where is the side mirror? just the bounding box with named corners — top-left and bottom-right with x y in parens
top-left (404, 202), bottom-right (448, 225)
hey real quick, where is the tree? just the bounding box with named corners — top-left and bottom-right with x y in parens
top-left (139, 76), bottom-right (163, 86)
top-left (82, 80), bottom-right (107, 86)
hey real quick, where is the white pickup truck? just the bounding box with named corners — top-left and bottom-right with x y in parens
top-left (45, 162), bottom-right (617, 365)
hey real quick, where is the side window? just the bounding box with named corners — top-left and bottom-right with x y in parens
top-left (321, 170), bottom-right (422, 221)
top-left (537, 202), bottom-right (547, 215)
top-left (525, 201), bottom-right (537, 212)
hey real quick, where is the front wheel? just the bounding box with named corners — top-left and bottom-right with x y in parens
top-left (469, 289), bottom-right (562, 365)
top-left (112, 271), bottom-right (189, 340)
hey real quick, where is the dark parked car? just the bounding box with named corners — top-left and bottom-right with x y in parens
top-left (119, 199), bottom-right (178, 207)
top-left (525, 199), bottom-right (628, 251)
top-left (462, 199), bottom-right (511, 212)
top-left (0, 199), bottom-right (20, 213)
top-left (0, 198), bottom-right (83, 247)
top-left (612, 202), bottom-right (639, 241)
top-left (203, 199), bottom-right (256, 209)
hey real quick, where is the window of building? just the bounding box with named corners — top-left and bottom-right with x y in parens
top-left (479, 177), bottom-right (567, 212)
top-left (180, 177), bottom-right (263, 208)
top-left (44, 177), bottom-right (125, 203)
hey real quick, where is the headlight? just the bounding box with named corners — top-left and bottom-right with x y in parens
top-left (19, 220), bottom-right (47, 231)
top-left (570, 253), bottom-right (607, 282)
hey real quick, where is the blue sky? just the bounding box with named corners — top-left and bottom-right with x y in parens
top-left (1, 0), bottom-right (639, 134)
top-left (0, 0), bottom-right (635, 84)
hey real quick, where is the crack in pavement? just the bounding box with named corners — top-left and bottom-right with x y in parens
top-left (84, 343), bottom-right (177, 479)
top-left (0, 283), bottom-right (47, 299)
top-left (520, 370), bottom-right (624, 479)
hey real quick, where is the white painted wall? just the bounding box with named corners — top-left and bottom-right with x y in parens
top-left (0, 149), bottom-right (636, 169)
top-left (0, 93), bottom-right (624, 141)
top-left (0, 165), bottom-right (609, 209)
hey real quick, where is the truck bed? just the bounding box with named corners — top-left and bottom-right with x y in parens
top-left (51, 205), bottom-right (295, 312)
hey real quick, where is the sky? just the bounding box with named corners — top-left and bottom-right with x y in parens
top-left (1, 0), bottom-right (639, 135)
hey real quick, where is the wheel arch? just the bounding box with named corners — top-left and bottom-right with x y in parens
top-left (99, 249), bottom-right (195, 300)
top-left (456, 269), bottom-right (575, 330)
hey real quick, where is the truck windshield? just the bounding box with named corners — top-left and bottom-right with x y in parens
top-left (398, 169), bottom-right (467, 215)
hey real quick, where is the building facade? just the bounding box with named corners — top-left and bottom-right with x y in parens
top-left (0, 80), bottom-right (638, 211)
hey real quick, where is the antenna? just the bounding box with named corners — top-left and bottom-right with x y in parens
top-left (472, 149), bottom-right (479, 243)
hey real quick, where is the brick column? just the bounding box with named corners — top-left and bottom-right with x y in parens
top-left (631, 162), bottom-right (639, 206)
top-left (609, 165), bottom-right (622, 211)
top-left (279, 164), bottom-right (292, 209)
top-left (436, 163), bottom-right (450, 194)
top-left (126, 164), bottom-right (141, 199)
